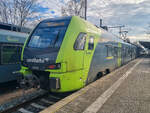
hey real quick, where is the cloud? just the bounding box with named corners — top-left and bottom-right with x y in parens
top-left (30, 0), bottom-right (150, 41)
top-left (86, 0), bottom-right (150, 41)
top-left (129, 34), bottom-right (150, 42)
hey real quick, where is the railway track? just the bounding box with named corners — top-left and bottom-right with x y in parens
top-left (13, 94), bottom-right (68, 113)
top-left (0, 89), bottom-right (72, 113)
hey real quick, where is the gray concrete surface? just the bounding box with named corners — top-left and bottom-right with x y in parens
top-left (98, 56), bottom-right (150, 113)
top-left (42, 56), bottom-right (150, 113)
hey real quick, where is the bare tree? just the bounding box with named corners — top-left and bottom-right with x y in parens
top-left (0, 0), bottom-right (37, 27)
top-left (61, 0), bottom-right (85, 18)
top-left (0, 0), bottom-right (9, 23)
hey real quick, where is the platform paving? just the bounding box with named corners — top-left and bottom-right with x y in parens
top-left (41, 56), bottom-right (150, 113)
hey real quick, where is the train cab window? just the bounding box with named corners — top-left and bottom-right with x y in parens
top-left (28, 22), bottom-right (68, 49)
top-left (1, 46), bottom-right (22, 64)
top-left (74, 33), bottom-right (86, 50)
top-left (88, 36), bottom-right (94, 50)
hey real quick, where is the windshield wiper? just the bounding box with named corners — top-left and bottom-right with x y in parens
top-left (53, 30), bottom-right (60, 45)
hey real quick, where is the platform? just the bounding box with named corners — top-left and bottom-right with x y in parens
top-left (41, 56), bottom-right (150, 113)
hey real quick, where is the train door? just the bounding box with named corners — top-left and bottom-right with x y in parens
top-left (121, 46), bottom-right (125, 65)
top-left (114, 47), bottom-right (118, 68)
top-left (131, 47), bottom-right (133, 60)
top-left (84, 34), bottom-right (95, 83)
top-left (117, 43), bottom-right (122, 67)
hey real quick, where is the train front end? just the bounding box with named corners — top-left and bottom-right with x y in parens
top-left (19, 17), bottom-right (72, 91)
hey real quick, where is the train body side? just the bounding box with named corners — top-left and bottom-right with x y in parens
top-left (86, 28), bottom-right (137, 84)
top-left (0, 29), bottom-right (28, 84)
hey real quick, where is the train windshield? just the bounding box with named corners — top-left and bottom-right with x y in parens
top-left (28, 21), bottom-right (68, 49)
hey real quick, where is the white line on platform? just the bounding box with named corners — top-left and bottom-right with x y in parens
top-left (83, 59), bottom-right (142, 113)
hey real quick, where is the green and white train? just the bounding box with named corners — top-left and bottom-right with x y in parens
top-left (0, 25), bottom-right (29, 84)
top-left (20, 16), bottom-right (137, 92)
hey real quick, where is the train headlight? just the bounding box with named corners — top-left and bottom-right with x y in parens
top-left (48, 63), bottom-right (61, 69)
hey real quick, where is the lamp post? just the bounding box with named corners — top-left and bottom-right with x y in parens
top-left (85, 0), bottom-right (87, 20)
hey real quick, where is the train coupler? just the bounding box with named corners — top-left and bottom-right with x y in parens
top-left (19, 74), bottom-right (40, 90)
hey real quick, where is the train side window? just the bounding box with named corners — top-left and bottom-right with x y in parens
top-left (127, 48), bottom-right (129, 56)
top-left (125, 48), bottom-right (127, 56)
top-left (112, 47), bottom-right (114, 56)
top-left (1, 46), bottom-right (22, 64)
top-left (123, 48), bottom-right (125, 56)
top-left (114, 47), bottom-right (118, 57)
top-left (129, 48), bottom-right (132, 56)
top-left (88, 36), bottom-right (94, 50)
top-left (128, 48), bottom-right (131, 56)
top-left (107, 46), bottom-right (112, 57)
top-left (74, 33), bottom-right (86, 50)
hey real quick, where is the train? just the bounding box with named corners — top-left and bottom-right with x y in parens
top-left (0, 23), bottom-right (29, 84)
top-left (19, 16), bottom-right (139, 92)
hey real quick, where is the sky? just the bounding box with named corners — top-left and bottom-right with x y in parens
top-left (34, 0), bottom-right (150, 42)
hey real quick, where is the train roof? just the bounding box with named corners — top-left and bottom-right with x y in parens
top-left (0, 22), bottom-right (31, 34)
top-left (42, 16), bottom-right (72, 23)
top-left (39, 16), bottom-right (133, 46)
top-left (0, 29), bottom-right (28, 44)
top-left (71, 16), bottom-right (126, 44)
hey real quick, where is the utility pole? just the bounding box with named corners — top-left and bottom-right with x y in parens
top-left (118, 26), bottom-right (124, 37)
top-left (85, 0), bottom-right (87, 20)
top-left (121, 30), bottom-right (128, 40)
top-left (100, 19), bottom-right (102, 27)
top-left (108, 25), bottom-right (125, 37)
